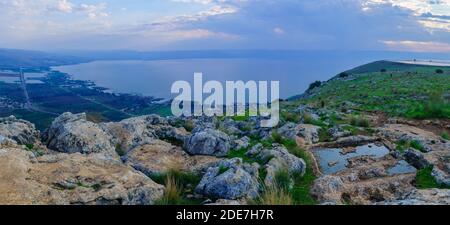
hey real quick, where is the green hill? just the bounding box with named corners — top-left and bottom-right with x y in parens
top-left (290, 61), bottom-right (450, 119)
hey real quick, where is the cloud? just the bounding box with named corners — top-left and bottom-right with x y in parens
top-left (363, 0), bottom-right (450, 32)
top-left (0, 0), bottom-right (449, 51)
top-left (381, 40), bottom-right (450, 52)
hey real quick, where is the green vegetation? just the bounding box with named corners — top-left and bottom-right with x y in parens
top-left (395, 139), bottom-right (426, 153)
top-left (218, 165), bottom-right (229, 175)
top-left (416, 166), bottom-right (450, 189)
top-left (151, 169), bottom-right (203, 205)
top-left (294, 61), bottom-right (450, 119)
top-left (349, 115), bottom-right (370, 128)
top-left (442, 132), bottom-right (449, 140)
top-left (115, 144), bottom-right (126, 157)
top-left (282, 139), bottom-right (318, 205)
top-left (409, 140), bottom-right (426, 152)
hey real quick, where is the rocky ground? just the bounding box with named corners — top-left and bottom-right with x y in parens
top-left (0, 104), bottom-right (448, 205)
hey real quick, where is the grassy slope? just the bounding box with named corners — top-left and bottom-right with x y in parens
top-left (294, 61), bottom-right (450, 119)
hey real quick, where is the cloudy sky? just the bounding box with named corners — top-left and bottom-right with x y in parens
top-left (0, 0), bottom-right (449, 52)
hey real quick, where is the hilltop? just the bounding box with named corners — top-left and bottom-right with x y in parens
top-left (289, 60), bottom-right (450, 119)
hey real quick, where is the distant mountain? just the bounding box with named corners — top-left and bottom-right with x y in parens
top-left (0, 48), bottom-right (88, 69)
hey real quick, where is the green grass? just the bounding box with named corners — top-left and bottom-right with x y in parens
top-left (281, 139), bottom-right (318, 205)
top-left (349, 115), bottom-right (370, 128)
top-left (227, 148), bottom-right (255, 163)
top-left (218, 165), bottom-right (229, 175)
top-left (410, 140), bottom-right (426, 152)
top-left (294, 62), bottom-right (450, 119)
top-left (115, 144), bottom-right (126, 157)
top-left (442, 132), bottom-right (450, 140)
top-left (151, 169), bottom-right (203, 205)
top-left (395, 139), bottom-right (427, 153)
top-left (416, 166), bottom-right (450, 189)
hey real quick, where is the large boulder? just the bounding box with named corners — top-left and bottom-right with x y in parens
top-left (278, 123), bottom-right (321, 144)
top-left (404, 149), bottom-right (431, 169)
top-left (257, 145), bottom-right (306, 186)
top-left (102, 115), bottom-right (189, 153)
top-left (0, 116), bottom-right (40, 145)
top-left (0, 146), bottom-right (164, 205)
top-left (298, 124), bottom-right (322, 144)
top-left (185, 128), bottom-right (231, 157)
top-left (123, 140), bottom-right (219, 176)
top-left (43, 113), bottom-right (116, 156)
top-left (311, 175), bottom-right (345, 204)
top-left (195, 158), bottom-right (259, 200)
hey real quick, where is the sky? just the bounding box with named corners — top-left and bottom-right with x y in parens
top-left (0, 0), bottom-right (449, 52)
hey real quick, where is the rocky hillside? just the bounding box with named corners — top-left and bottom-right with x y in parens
top-left (0, 61), bottom-right (449, 205)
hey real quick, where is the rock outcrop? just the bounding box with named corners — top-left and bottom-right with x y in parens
top-left (377, 189), bottom-right (450, 205)
top-left (0, 115), bottom-right (40, 145)
top-left (123, 140), bottom-right (219, 176)
top-left (0, 146), bottom-right (164, 205)
top-left (195, 158), bottom-right (259, 200)
top-left (257, 145), bottom-right (306, 186)
top-left (43, 113), bottom-right (116, 156)
top-left (186, 128), bottom-right (231, 157)
top-left (102, 115), bottom-right (189, 153)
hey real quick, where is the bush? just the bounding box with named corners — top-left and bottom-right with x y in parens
top-left (380, 68), bottom-right (387, 73)
top-left (338, 72), bottom-right (349, 78)
top-left (436, 69), bottom-right (444, 74)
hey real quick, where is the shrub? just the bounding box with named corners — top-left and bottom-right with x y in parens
top-left (436, 69), bottom-right (444, 74)
top-left (380, 68), bottom-right (387, 73)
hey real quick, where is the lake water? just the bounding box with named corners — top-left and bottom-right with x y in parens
top-left (53, 57), bottom-right (375, 99)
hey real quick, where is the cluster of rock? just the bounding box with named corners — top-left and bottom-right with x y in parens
top-left (1, 106), bottom-right (449, 205)
top-left (0, 112), bottom-right (310, 205)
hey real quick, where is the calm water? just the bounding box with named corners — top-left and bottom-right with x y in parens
top-left (53, 58), bottom-right (374, 99)
top-left (313, 144), bottom-right (390, 175)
